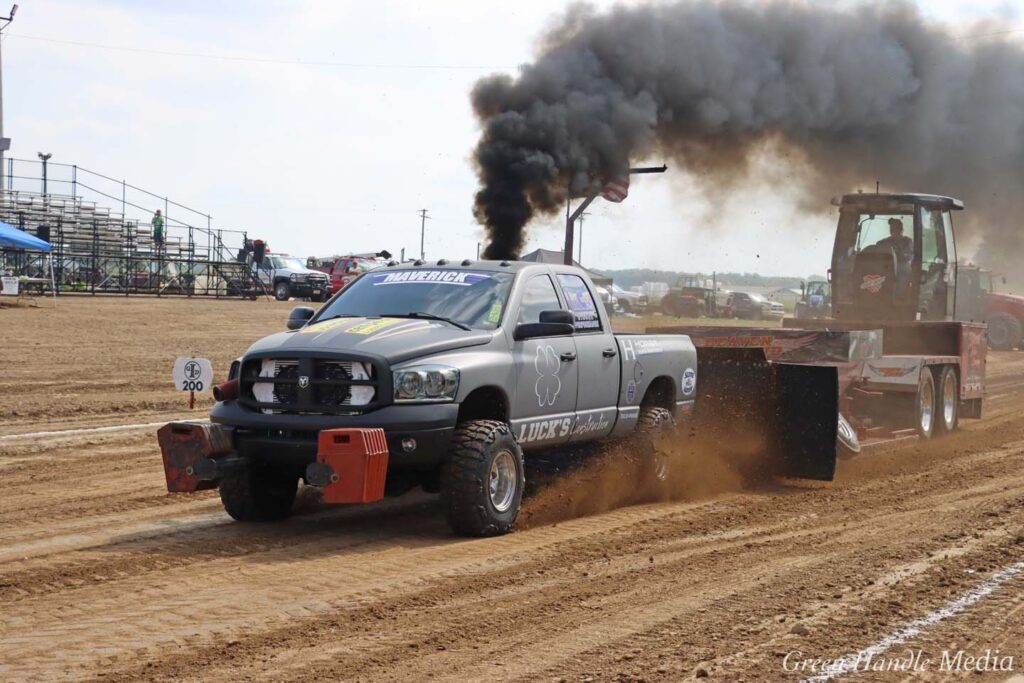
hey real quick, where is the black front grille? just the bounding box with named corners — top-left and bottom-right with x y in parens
top-left (239, 356), bottom-right (379, 415)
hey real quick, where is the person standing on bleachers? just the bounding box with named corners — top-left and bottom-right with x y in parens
top-left (152, 209), bottom-right (164, 254)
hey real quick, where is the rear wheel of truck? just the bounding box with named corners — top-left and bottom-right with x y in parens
top-left (914, 368), bottom-right (937, 439)
top-left (934, 365), bottom-right (959, 435)
top-left (274, 281), bottom-right (291, 301)
top-left (442, 420), bottom-right (524, 537)
top-left (219, 466), bottom-right (298, 522)
top-left (636, 405), bottom-right (675, 487)
top-left (987, 313), bottom-right (1022, 350)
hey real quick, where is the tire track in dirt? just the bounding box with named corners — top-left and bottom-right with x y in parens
top-left (2, 301), bottom-right (1022, 682)
top-left (101, 440), bottom-right (1024, 683)
top-left (18, 433), bottom-right (1018, 682)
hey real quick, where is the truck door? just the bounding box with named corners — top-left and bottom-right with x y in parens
top-left (918, 206), bottom-right (952, 320)
top-left (942, 210), bottom-right (958, 318)
top-left (509, 273), bottom-right (579, 448)
top-left (555, 273), bottom-right (618, 442)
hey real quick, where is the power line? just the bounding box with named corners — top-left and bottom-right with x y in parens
top-left (7, 32), bottom-right (515, 71)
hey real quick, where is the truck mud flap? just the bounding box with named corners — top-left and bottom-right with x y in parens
top-left (694, 348), bottom-right (838, 482)
top-left (157, 422), bottom-right (234, 492)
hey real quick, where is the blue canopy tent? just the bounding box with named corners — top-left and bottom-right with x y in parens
top-left (0, 220), bottom-right (56, 301)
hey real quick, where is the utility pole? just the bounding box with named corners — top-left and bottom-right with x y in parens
top-left (418, 209), bottom-right (430, 260)
top-left (0, 5), bottom-right (18, 191)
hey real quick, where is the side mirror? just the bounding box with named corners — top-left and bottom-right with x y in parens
top-left (539, 309), bottom-right (575, 325)
top-left (514, 321), bottom-right (575, 341)
top-left (287, 306), bottom-right (315, 330)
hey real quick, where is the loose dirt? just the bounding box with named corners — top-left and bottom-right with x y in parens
top-left (1, 297), bottom-right (1022, 681)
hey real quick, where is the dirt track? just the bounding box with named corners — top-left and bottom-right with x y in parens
top-left (1, 298), bottom-right (1023, 682)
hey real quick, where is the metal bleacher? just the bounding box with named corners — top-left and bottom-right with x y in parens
top-left (0, 157), bottom-right (263, 297)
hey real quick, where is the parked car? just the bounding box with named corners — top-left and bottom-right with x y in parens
top-left (594, 285), bottom-right (618, 314)
top-left (726, 291), bottom-right (785, 321)
top-left (611, 284), bottom-right (648, 314)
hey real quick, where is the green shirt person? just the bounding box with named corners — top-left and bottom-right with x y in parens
top-left (152, 210), bottom-right (165, 248)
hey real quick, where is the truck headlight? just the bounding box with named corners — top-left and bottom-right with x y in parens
top-left (393, 365), bottom-right (459, 402)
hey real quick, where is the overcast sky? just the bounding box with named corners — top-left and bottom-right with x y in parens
top-left (4, 0), bottom-right (1020, 276)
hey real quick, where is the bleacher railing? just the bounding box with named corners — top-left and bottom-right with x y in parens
top-left (0, 157), bottom-right (264, 298)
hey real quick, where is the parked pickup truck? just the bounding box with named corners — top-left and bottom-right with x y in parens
top-left (161, 260), bottom-right (698, 536)
top-left (727, 291), bottom-right (786, 321)
top-left (308, 252), bottom-right (390, 295)
top-left (256, 254), bottom-right (330, 302)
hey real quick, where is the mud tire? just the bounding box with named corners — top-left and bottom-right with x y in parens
top-left (636, 406), bottom-right (675, 487)
top-left (442, 419), bottom-right (524, 537)
top-left (987, 314), bottom-right (1022, 351)
top-left (219, 466), bottom-right (298, 522)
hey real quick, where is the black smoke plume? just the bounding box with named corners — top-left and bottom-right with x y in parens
top-left (471, 1), bottom-right (1024, 275)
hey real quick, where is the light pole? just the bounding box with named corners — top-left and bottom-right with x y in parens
top-left (38, 152), bottom-right (51, 196)
top-left (577, 211), bottom-right (590, 264)
top-left (0, 5), bottom-right (17, 191)
top-left (563, 164), bottom-right (667, 265)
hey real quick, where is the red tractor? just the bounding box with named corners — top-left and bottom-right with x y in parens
top-left (955, 265), bottom-right (1023, 350)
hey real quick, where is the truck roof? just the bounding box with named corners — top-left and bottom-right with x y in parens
top-left (832, 192), bottom-right (965, 210)
top-left (380, 259), bottom-right (564, 274)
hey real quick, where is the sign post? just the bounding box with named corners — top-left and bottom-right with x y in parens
top-left (172, 357), bottom-right (213, 409)
top-left (1, 275), bottom-right (18, 296)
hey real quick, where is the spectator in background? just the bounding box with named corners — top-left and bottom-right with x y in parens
top-left (152, 209), bottom-right (165, 254)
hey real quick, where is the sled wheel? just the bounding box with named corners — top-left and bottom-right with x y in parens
top-left (934, 365), bottom-right (959, 435)
top-left (915, 368), bottom-right (936, 439)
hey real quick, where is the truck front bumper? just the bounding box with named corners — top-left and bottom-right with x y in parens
top-left (290, 281), bottom-right (328, 298)
top-left (210, 401), bottom-right (459, 468)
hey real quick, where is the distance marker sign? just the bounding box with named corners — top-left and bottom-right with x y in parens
top-left (172, 357), bottom-right (213, 393)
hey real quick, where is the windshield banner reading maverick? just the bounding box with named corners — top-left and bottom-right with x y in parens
top-left (371, 271), bottom-right (492, 286)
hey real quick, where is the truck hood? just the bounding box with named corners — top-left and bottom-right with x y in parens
top-left (988, 292), bottom-right (1024, 307)
top-left (245, 316), bottom-right (495, 364)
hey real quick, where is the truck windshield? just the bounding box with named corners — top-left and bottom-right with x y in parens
top-left (268, 257), bottom-right (305, 270)
top-left (980, 272), bottom-right (993, 292)
top-left (807, 282), bottom-right (829, 297)
top-left (316, 269), bottom-right (514, 330)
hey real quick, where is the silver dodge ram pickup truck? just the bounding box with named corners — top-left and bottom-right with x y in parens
top-left (168, 260), bottom-right (699, 536)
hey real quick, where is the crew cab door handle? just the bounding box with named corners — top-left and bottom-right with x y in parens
top-left (602, 348), bottom-right (617, 358)
top-left (560, 352), bottom-right (577, 362)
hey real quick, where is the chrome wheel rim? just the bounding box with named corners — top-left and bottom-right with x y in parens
top-left (943, 373), bottom-right (956, 426)
top-left (920, 380), bottom-right (934, 434)
top-left (489, 450), bottom-right (517, 513)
